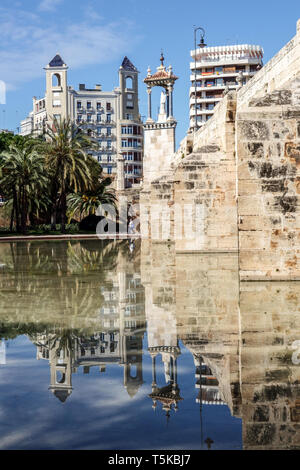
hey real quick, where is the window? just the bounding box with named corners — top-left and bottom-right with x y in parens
top-left (87, 114), bottom-right (92, 122)
top-left (107, 127), bottom-right (111, 136)
top-left (77, 101), bottom-right (82, 109)
top-left (126, 113), bottom-right (133, 120)
top-left (122, 139), bottom-right (127, 148)
top-left (77, 115), bottom-right (82, 122)
top-left (87, 101), bottom-right (92, 109)
top-left (98, 156), bottom-right (102, 162)
top-left (106, 102), bottom-right (111, 111)
top-left (126, 101), bottom-right (134, 109)
top-left (127, 152), bottom-right (133, 161)
top-left (97, 127), bottom-right (101, 135)
top-left (108, 155), bottom-right (112, 162)
top-left (97, 102), bottom-right (101, 110)
top-left (206, 103), bottom-right (214, 110)
top-left (52, 73), bottom-right (61, 87)
top-left (107, 166), bottom-right (112, 174)
top-left (107, 140), bottom-right (112, 149)
top-left (97, 114), bottom-right (101, 122)
top-left (126, 76), bottom-right (133, 89)
top-left (106, 114), bottom-right (111, 122)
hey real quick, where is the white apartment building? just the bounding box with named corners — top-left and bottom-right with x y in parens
top-left (190, 44), bottom-right (264, 129)
top-left (20, 55), bottom-right (143, 188)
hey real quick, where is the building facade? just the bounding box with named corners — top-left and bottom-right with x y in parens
top-left (189, 43), bottom-right (263, 130)
top-left (20, 55), bottom-right (143, 188)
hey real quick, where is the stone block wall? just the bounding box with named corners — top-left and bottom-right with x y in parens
top-left (237, 76), bottom-right (300, 280)
top-left (140, 19), bottom-right (300, 279)
top-left (240, 281), bottom-right (300, 449)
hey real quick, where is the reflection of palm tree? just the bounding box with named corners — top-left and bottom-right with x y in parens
top-left (0, 239), bottom-right (125, 326)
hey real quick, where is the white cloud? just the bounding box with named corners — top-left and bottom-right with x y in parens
top-left (0, 7), bottom-right (137, 90)
top-left (38, 0), bottom-right (64, 12)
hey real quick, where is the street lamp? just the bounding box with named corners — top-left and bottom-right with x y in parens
top-left (193, 26), bottom-right (206, 135)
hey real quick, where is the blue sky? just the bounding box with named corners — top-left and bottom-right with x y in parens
top-left (0, 0), bottom-right (300, 143)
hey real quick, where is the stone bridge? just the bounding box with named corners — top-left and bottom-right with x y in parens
top-left (140, 20), bottom-right (300, 280)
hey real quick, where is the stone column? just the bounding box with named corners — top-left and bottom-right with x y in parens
top-left (116, 153), bottom-right (125, 191)
top-left (166, 91), bottom-right (170, 118)
top-left (146, 86), bottom-right (153, 122)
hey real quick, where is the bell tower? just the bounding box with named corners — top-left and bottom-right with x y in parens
top-left (142, 53), bottom-right (178, 186)
top-left (49, 337), bottom-right (73, 403)
top-left (44, 54), bottom-right (69, 128)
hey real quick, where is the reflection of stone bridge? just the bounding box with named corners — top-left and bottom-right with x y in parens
top-left (142, 240), bottom-right (300, 449)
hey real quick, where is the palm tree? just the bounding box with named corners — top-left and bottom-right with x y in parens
top-left (43, 117), bottom-right (95, 233)
top-left (0, 142), bottom-right (49, 233)
top-left (67, 179), bottom-right (117, 219)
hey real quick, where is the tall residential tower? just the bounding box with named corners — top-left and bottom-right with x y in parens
top-left (189, 43), bottom-right (263, 130)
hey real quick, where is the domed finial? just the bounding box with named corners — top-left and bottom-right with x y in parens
top-left (147, 66), bottom-right (151, 76)
top-left (160, 51), bottom-right (164, 66)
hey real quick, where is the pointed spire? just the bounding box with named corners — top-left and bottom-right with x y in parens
top-left (49, 54), bottom-right (65, 67)
top-left (121, 57), bottom-right (137, 72)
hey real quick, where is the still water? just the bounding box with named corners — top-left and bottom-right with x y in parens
top-left (0, 239), bottom-right (299, 450)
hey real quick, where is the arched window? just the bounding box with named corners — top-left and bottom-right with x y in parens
top-left (126, 76), bottom-right (133, 89)
top-left (52, 73), bottom-right (61, 87)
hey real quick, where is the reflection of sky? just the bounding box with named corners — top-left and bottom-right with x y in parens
top-left (0, 335), bottom-right (242, 450)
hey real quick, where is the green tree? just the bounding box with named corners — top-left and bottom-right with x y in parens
top-left (0, 141), bottom-right (49, 233)
top-left (43, 117), bottom-right (95, 233)
top-left (67, 178), bottom-right (117, 219)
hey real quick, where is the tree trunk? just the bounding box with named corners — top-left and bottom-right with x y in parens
top-left (13, 189), bottom-right (20, 232)
top-left (51, 208), bottom-right (57, 231)
top-left (61, 191), bottom-right (67, 234)
top-left (21, 189), bottom-right (27, 234)
top-left (10, 204), bottom-right (14, 232)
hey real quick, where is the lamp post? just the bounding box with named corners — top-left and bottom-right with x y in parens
top-left (193, 26), bottom-right (206, 136)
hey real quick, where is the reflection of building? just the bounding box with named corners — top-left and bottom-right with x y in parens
top-left (34, 256), bottom-right (145, 402)
top-left (195, 357), bottom-right (225, 406)
top-left (0, 340), bottom-right (6, 365)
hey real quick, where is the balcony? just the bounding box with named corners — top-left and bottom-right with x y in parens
top-left (189, 97), bottom-right (223, 106)
top-left (190, 109), bottom-right (215, 116)
top-left (190, 57), bottom-right (262, 68)
top-left (98, 146), bottom-right (116, 153)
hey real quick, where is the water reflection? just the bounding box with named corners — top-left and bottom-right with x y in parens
top-left (0, 239), bottom-right (299, 449)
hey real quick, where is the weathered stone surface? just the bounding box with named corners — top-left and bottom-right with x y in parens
top-left (249, 89), bottom-right (292, 107)
top-left (140, 20), bottom-right (300, 279)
